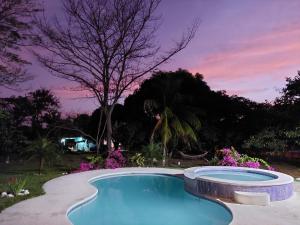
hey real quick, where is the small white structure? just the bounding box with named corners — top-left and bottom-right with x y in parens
top-left (234, 191), bottom-right (270, 206)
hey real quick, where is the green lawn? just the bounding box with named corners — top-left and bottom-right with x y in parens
top-left (0, 153), bottom-right (300, 213)
top-left (0, 153), bottom-right (89, 212)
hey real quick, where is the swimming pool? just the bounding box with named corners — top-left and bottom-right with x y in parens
top-left (197, 170), bottom-right (276, 181)
top-left (68, 174), bottom-right (232, 225)
top-left (184, 166), bottom-right (294, 201)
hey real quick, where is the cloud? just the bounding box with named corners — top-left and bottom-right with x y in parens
top-left (226, 87), bottom-right (269, 96)
top-left (191, 23), bottom-right (300, 81)
top-left (52, 86), bottom-right (93, 99)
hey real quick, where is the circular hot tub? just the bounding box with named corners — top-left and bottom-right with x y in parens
top-left (184, 166), bottom-right (294, 201)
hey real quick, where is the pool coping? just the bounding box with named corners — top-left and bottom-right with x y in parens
top-left (0, 167), bottom-right (300, 225)
top-left (184, 166), bottom-right (294, 186)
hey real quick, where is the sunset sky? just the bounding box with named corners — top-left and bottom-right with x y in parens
top-left (2, 0), bottom-right (300, 114)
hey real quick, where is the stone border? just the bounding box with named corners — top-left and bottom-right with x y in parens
top-left (184, 166), bottom-right (294, 201)
top-left (184, 166), bottom-right (294, 186)
top-left (0, 167), bottom-right (300, 225)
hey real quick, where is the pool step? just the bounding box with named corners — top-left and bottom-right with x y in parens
top-left (234, 191), bottom-right (270, 206)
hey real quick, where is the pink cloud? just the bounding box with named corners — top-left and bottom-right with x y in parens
top-left (52, 86), bottom-right (93, 99)
top-left (191, 24), bottom-right (300, 81)
top-left (226, 87), bottom-right (269, 96)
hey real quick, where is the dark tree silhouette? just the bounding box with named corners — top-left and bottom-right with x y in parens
top-left (34, 0), bottom-right (198, 151)
top-left (0, 0), bottom-right (40, 88)
top-left (27, 89), bottom-right (60, 136)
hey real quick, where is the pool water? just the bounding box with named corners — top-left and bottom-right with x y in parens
top-left (68, 175), bottom-right (232, 225)
top-left (198, 170), bottom-right (276, 181)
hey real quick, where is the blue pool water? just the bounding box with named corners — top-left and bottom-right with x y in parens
top-left (198, 170), bottom-right (276, 181)
top-left (68, 175), bottom-right (232, 225)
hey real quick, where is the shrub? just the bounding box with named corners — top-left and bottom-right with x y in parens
top-left (105, 149), bottom-right (126, 169)
top-left (142, 142), bottom-right (162, 166)
top-left (73, 162), bottom-right (95, 173)
top-left (243, 127), bottom-right (300, 152)
top-left (130, 153), bottom-right (145, 167)
top-left (213, 147), bottom-right (274, 170)
top-left (7, 177), bottom-right (27, 195)
top-left (86, 155), bottom-right (104, 168)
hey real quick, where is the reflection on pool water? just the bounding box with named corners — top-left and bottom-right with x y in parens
top-left (197, 170), bottom-right (276, 181)
top-left (68, 175), bottom-right (232, 225)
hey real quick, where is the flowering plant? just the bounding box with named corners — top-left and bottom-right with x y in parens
top-left (216, 147), bottom-right (274, 170)
top-left (105, 148), bottom-right (126, 169)
top-left (73, 162), bottom-right (98, 173)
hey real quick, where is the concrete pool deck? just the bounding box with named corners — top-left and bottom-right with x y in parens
top-left (0, 167), bottom-right (299, 225)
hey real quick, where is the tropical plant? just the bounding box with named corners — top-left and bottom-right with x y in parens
top-left (25, 138), bottom-right (60, 174)
top-left (130, 153), bottom-right (145, 167)
top-left (144, 98), bottom-right (201, 166)
top-left (7, 177), bottom-right (28, 195)
top-left (142, 142), bottom-right (162, 160)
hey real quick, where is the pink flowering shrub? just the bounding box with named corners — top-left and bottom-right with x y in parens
top-left (73, 162), bottom-right (98, 173)
top-left (105, 149), bottom-right (126, 169)
top-left (239, 161), bottom-right (260, 169)
top-left (215, 147), bottom-right (274, 170)
top-left (220, 155), bottom-right (238, 166)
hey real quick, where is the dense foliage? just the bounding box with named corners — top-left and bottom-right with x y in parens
top-left (1, 70), bottom-right (300, 166)
top-left (211, 147), bottom-right (273, 170)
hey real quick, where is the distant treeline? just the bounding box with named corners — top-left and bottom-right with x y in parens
top-left (1, 70), bottom-right (300, 160)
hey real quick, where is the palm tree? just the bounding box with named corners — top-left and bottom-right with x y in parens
top-left (25, 138), bottom-right (60, 174)
top-left (145, 99), bottom-right (201, 167)
top-left (143, 72), bottom-right (202, 167)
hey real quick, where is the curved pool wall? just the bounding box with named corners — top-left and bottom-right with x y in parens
top-left (68, 174), bottom-right (233, 225)
top-left (184, 166), bottom-right (294, 201)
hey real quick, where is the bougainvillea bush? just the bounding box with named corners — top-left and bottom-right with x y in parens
top-left (105, 148), bottom-right (126, 169)
top-left (73, 162), bottom-right (98, 173)
top-left (213, 147), bottom-right (274, 170)
top-left (73, 155), bottom-right (103, 173)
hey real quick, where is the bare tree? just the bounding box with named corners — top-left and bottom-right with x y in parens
top-left (0, 0), bottom-right (39, 88)
top-left (34, 0), bottom-right (199, 152)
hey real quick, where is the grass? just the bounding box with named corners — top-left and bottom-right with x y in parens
top-left (0, 153), bottom-right (299, 213)
top-left (0, 153), bottom-right (90, 212)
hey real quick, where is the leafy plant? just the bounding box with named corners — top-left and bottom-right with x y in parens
top-left (130, 153), bottom-right (145, 167)
top-left (7, 177), bottom-right (28, 195)
top-left (142, 142), bottom-right (162, 166)
top-left (25, 138), bottom-right (60, 174)
top-left (243, 129), bottom-right (287, 152)
top-left (86, 155), bottom-right (104, 168)
top-left (208, 156), bottom-right (219, 166)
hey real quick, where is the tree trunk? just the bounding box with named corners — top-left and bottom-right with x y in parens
top-left (105, 106), bottom-right (114, 152)
top-left (96, 143), bottom-right (101, 155)
top-left (162, 146), bottom-right (167, 167)
top-left (39, 157), bottom-right (44, 175)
